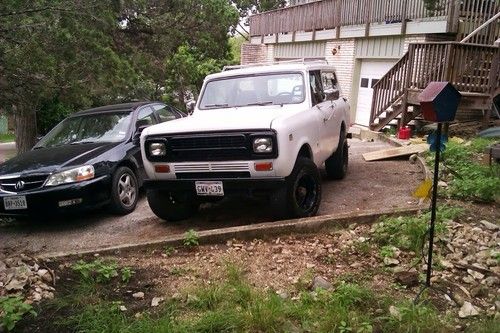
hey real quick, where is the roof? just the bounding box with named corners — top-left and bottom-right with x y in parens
top-left (74, 101), bottom-right (154, 116)
top-left (206, 61), bottom-right (336, 81)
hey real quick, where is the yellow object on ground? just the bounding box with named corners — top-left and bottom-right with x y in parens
top-left (413, 179), bottom-right (433, 200)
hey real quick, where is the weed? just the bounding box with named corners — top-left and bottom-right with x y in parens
top-left (183, 229), bottom-right (200, 247)
top-left (322, 254), bottom-right (335, 265)
top-left (373, 206), bottom-right (462, 253)
top-left (465, 317), bottom-right (500, 333)
top-left (72, 259), bottom-right (118, 283)
top-left (379, 245), bottom-right (395, 258)
top-left (164, 246), bottom-right (175, 256)
top-left (169, 267), bottom-right (188, 276)
top-left (353, 241), bottom-right (371, 255)
top-left (120, 267), bottom-right (135, 283)
top-left (383, 301), bottom-right (449, 333)
top-left (0, 296), bottom-right (36, 331)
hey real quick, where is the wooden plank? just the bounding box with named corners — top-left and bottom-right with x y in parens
top-left (362, 144), bottom-right (429, 161)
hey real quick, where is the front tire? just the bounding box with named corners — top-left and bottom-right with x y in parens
top-left (271, 157), bottom-right (322, 219)
top-left (147, 190), bottom-right (198, 222)
top-left (325, 130), bottom-right (348, 180)
top-left (110, 166), bottom-right (139, 215)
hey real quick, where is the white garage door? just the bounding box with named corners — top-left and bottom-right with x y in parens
top-left (355, 60), bottom-right (396, 126)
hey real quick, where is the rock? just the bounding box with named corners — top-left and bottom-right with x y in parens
top-left (483, 276), bottom-right (499, 287)
top-left (440, 260), bottom-right (454, 269)
top-left (458, 301), bottom-right (479, 318)
top-left (171, 292), bottom-right (183, 301)
top-left (395, 271), bottom-right (419, 288)
top-left (151, 297), bottom-right (164, 307)
top-left (306, 263), bottom-right (316, 269)
top-left (462, 276), bottom-right (475, 284)
top-left (187, 294), bottom-right (199, 304)
top-left (32, 292), bottom-right (42, 302)
top-left (384, 258), bottom-right (400, 267)
top-left (312, 276), bottom-right (333, 290)
top-left (467, 269), bottom-right (485, 280)
top-left (5, 277), bottom-right (27, 291)
top-left (119, 305), bottom-right (127, 312)
top-left (389, 306), bottom-right (402, 320)
top-left (479, 220), bottom-right (499, 231)
top-left (132, 292), bottom-right (145, 299)
top-left (438, 181), bottom-right (448, 188)
top-left (277, 291), bottom-right (289, 299)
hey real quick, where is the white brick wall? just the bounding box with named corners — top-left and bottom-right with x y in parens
top-left (266, 44), bottom-right (275, 63)
top-left (325, 39), bottom-right (356, 100)
top-left (240, 43), bottom-right (268, 65)
top-left (403, 35), bottom-right (426, 52)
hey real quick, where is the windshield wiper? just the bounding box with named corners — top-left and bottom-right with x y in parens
top-left (203, 103), bottom-right (229, 109)
top-left (70, 140), bottom-right (95, 145)
top-left (245, 101), bottom-right (274, 106)
top-left (33, 146), bottom-right (44, 150)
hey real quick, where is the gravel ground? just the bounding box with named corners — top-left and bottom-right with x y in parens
top-left (0, 139), bottom-right (423, 256)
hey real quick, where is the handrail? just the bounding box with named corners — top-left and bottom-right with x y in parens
top-left (461, 11), bottom-right (500, 43)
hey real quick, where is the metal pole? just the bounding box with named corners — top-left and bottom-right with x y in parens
top-left (426, 122), bottom-right (442, 287)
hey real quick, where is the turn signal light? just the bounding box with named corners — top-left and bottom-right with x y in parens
top-left (254, 162), bottom-right (273, 172)
top-left (154, 165), bottom-right (170, 173)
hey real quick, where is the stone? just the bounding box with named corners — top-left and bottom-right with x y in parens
top-left (312, 276), bottom-right (333, 290)
top-left (458, 301), bottom-right (479, 318)
top-left (440, 260), bottom-right (454, 269)
top-left (471, 285), bottom-right (489, 298)
top-left (395, 271), bottom-right (419, 288)
top-left (306, 263), bottom-right (316, 269)
top-left (119, 305), bottom-right (127, 312)
top-left (389, 306), bottom-right (402, 320)
top-left (384, 258), bottom-right (400, 267)
top-left (467, 269), bottom-right (485, 280)
top-left (132, 292), bottom-right (145, 299)
top-left (479, 220), bottom-right (499, 231)
top-left (151, 297), bottom-right (164, 307)
top-left (171, 292), bottom-right (183, 301)
top-left (483, 276), bottom-right (499, 287)
top-left (438, 181), bottom-right (448, 188)
top-left (5, 277), bottom-right (27, 291)
top-left (462, 276), bottom-right (475, 284)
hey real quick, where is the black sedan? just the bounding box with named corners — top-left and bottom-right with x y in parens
top-left (0, 102), bottom-right (184, 217)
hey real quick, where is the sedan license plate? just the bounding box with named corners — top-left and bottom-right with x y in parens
top-left (195, 181), bottom-right (224, 196)
top-left (4, 196), bottom-right (28, 210)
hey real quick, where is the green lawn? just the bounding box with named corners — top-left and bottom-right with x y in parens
top-left (0, 132), bottom-right (15, 143)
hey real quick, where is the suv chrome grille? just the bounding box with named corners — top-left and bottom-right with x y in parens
top-left (0, 175), bottom-right (48, 193)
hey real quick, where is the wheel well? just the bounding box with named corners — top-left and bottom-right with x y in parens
top-left (298, 144), bottom-right (313, 160)
top-left (341, 122), bottom-right (346, 134)
top-left (116, 160), bottom-right (140, 185)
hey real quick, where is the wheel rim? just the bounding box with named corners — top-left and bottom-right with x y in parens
top-left (294, 172), bottom-right (318, 213)
top-left (118, 173), bottom-right (137, 208)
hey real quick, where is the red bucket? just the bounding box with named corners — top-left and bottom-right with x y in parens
top-left (398, 126), bottom-right (411, 140)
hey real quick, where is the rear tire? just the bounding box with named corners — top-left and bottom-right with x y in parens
top-left (147, 190), bottom-right (198, 222)
top-left (325, 130), bottom-right (348, 180)
top-left (110, 166), bottom-right (139, 215)
top-left (271, 157), bottom-right (321, 219)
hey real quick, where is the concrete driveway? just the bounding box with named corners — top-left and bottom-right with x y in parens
top-left (0, 142), bottom-right (16, 163)
top-left (0, 139), bottom-right (423, 256)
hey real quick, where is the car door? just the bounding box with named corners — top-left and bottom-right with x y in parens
top-left (309, 70), bottom-right (333, 162)
top-left (320, 70), bottom-right (342, 153)
top-left (151, 103), bottom-right (185, 123)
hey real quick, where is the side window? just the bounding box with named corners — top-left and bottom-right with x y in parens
top-left (309, 70), bottom-right (325, 106)
top-left (153, 104), bottom-right (178, 123)
top-left (136, 107), bottom-right (156, 127)
top-left (322, 71), bottom-right (340, 100)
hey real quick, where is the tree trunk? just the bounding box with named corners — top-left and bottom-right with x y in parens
top-left (14, 106), bottom-right (37, 154)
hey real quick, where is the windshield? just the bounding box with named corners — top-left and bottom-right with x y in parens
top-left (199, 72), bottom-right (305, 109)
top-left (36, 112), bottom-right (132, 148)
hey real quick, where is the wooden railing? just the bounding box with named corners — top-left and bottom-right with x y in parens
top-left (249, 0), bottom-right (452, 36)
top-left (459, 0), bottom-right (500, 44)
top-left (370, 42), bottom-right (500, 125)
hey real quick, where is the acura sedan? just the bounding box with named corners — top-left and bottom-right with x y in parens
top-left (0, 102), bottom-right (184, 217)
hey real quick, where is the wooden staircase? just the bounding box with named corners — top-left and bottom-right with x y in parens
top-left (369, 3), bottom-right (500, 131)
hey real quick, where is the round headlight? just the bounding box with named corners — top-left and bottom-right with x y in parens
top-left (149, 142), bottom-right (166, 156)
top-left (253, 138), bottom-right (273, 153)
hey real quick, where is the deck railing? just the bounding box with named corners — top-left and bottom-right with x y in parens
top-left (249, 0), bottom-right (452, 37)
top-left (369, 42), bottom-right (500, 125)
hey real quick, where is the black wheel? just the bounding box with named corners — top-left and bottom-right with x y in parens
top-left (271, 157), bottom-right (322, 219)
top-left (147, 190), bottom-right (198, 222)
top-left (325, 130), bottom-right (348, 180)
top-left (110, 166), bottom-right (139, 215)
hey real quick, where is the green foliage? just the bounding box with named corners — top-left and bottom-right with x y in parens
top-left (183, 229), bottom-right (200, 247)
top-left (384, 301), bottom-right (448, 333)
top-left (0, 133), bottom-right (15, 143)
top-left (373, 206), bottom-right (462, 253)
top-left (228, 36), bottom-right (246, 64)
top-left (379, 245), bottom-right (395, 258)
top-left (72, 259), bottom-right (119, 284)
top-left (164, 246), bottom-right (175, 257)
top-left (0, 296), bottom-right (36, 331)
top-left (440, 138), bottom-right (500, 202)
top-left (465, 317), bottom-right (500, 333)
top-left (37, 99), bottom-right (74, 134)
top-left (120, 267), bottom-right (135, 284)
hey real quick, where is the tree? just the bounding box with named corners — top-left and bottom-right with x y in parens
top-left (231, 0), bottom-right (286, 39)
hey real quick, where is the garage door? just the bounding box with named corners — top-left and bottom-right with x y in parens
top-left (355, 60), bottom-right (396, 126)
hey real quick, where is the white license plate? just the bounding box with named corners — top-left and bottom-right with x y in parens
top-left (4, 196), bottom-right (28, 210)
top-left (195, 181), bottom-right (224, 196)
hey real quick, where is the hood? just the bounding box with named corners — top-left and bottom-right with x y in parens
top-left (144, 106), bottom-right (293, 136)
top-left (0, 142), bottom-right (119, 176)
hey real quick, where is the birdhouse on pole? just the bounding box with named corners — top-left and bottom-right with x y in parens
top-left (418, 82), bottom-right (461, 122)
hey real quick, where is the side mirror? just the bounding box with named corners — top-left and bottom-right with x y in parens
top-left (132, 125), bottom-right (148, 145)
top-left (185, 100), bottom-right (195, 115)
top-left (325, 89), bottom-right (340, 101)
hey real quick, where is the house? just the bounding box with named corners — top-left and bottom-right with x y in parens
top-left (243, 0), bottom-right (500, 130)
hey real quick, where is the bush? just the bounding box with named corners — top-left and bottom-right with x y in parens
top-left (0, 296), bottom-right (36, 331)
top-left (37, 99), bottom-right (74, 135)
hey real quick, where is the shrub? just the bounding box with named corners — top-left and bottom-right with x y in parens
top-left (0, 296), bottom-right (36, 331)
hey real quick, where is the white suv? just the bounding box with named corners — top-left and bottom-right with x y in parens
top-left (141, 61), bottom-right (350, 221)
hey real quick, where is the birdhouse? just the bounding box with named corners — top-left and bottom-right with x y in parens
top-left (418, 82), bottom-right (461, 122)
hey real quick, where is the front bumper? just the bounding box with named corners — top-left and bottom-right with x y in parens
top-left (0, 175), bottom-right (111, 217)
top-left (144, 177), bottom-right (285, 197)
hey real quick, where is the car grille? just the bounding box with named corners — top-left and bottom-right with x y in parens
top-left (147, 131), bottom-right (277, 162)
top-left (0, 175), bottom-right (48, 193)
top-left (175, 172), bottom-right (251, 179)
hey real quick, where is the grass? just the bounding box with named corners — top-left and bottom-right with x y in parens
top-left (0, 132), bottom-right (14, 143)
top-left (22, 262), bottom-right (458, 333)
top-left (372, 206), bottom-right (462, 253)
top-left (437, 137), bottom-right (500, 202)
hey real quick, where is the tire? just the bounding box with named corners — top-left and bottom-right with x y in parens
top-left (147, 190), bottom-right (198, 222)
top-left (110, 166), bottom-right (139, 215)
top-left (271, 157), bottom-right (322, 219)
top-left (325, 130), bottom-right (348, 180)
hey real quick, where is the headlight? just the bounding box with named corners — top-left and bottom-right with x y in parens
top-left (45, 165), bottom-right (95, 187)
top-left (253, 138), bottom-right (273, 153)
top-left (149, 142), bottom-right (166, 156)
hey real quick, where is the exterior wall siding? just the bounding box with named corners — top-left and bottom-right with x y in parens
top-left (326, 39), bottom-right (356, 101)
top-left (240, 43), bottom-right (268, 65)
